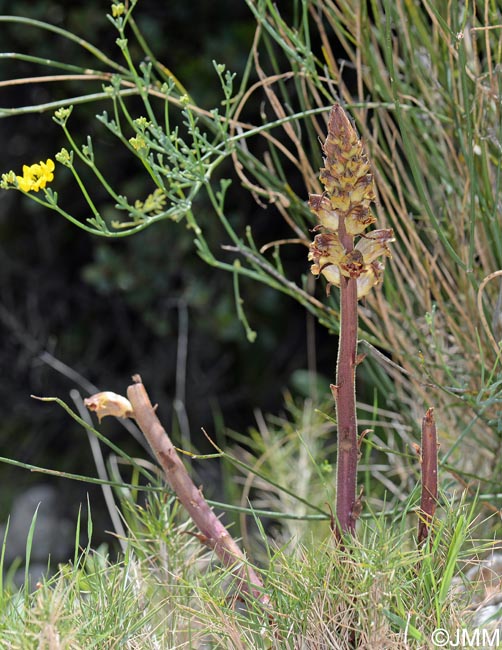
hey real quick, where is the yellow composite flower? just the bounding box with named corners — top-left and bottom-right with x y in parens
top-left (16, 158), bottom-right (55, 192)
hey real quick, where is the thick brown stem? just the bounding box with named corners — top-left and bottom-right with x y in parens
top-left (334, 273), bottom-right (359, 540)
top-left (417, 407), bottom-right (438, 546)
top-left (126, 375), bottom-right (268, 604)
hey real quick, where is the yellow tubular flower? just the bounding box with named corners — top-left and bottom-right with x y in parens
top-left (308, 232), bottom-right (345, 269)
top-left (84, 391), bottom-right (134, 423)
top-left (345, 206), bottom-right (376, 235)
top-left (355, 261), bottom-right (385, 298)
top-left (355, 229), bottom-right (395, 264)
top-left (315, 263), bottom-right (341, 291)
top-left (309, 193), bottom-right (339, 232)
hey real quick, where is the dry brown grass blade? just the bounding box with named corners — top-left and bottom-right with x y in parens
top-left (477, 270), bottom-right (502, 356)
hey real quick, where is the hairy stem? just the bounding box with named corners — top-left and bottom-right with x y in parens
top-left (308, 104), bottom-right (393, 540)
top-left (334, 275), bottom-right (359, 538)
top-left (334, 218), bottom-right (359, 539)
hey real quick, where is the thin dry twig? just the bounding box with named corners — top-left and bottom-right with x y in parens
top-left (221, 244), bottom-right (331, 313)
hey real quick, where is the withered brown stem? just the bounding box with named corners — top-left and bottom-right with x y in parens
top-left (126, 375), bottom-right (268, 604)
top-left (417, 407), bottom-right (438, 546)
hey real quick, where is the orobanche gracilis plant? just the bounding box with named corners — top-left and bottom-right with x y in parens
top-left (308, 105), bottom-right (394, 539)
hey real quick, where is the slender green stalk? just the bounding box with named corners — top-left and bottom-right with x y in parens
top-left (0, 15), bottom-right (129, 74)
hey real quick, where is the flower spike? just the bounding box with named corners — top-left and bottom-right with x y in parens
top-left (307, 104), bottom-right (394, 540)
top-left (308, 105), bottom-right (392, 298)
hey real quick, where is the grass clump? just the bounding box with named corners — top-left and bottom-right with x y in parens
top-left (0, 483), bottom-right (493, 649)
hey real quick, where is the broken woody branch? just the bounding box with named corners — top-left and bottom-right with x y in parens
top-left (85, 376), bottom-right (268, 605)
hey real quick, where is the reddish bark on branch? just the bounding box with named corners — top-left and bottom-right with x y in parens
top-left (126, 375), bottom-right (268, 604)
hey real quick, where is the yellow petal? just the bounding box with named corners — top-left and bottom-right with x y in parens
top-left (309, 193), bottom-right (339, 231)
top-left (42, 158), bottom-right (55, 172)
top-left (345, 207), bottom-right (376, 235)
top-left (16, 176), bottom-right (33, 192)
top-left (320, 263), bottom-right (341, 286)
top-left (309, 232), bottom-right (344, 266)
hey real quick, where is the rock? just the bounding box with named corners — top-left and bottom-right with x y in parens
top-left (0, 484), bottom-right (74, 586)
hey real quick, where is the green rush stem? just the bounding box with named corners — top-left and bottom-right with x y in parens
top-left (335, 226), bottom-right (359, 540)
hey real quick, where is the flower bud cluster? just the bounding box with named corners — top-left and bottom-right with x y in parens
top-left (308, 105), bottom-right (393, 299)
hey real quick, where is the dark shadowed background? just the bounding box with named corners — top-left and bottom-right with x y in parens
top-left (0, 1), bottom-right (336, 547)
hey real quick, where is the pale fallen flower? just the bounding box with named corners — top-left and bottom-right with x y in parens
top-left (84, 391), bottom-right (134, 422)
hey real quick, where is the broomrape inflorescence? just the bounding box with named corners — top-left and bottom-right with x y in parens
top-left (308, 106), bottom-right (394, 298)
